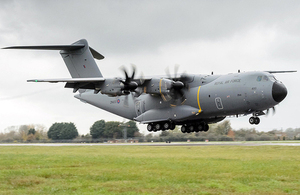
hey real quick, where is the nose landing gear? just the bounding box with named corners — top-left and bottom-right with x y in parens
top-left (249, 116), bottom-right (260, 125)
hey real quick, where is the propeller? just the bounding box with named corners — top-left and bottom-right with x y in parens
top-left (119, 65), bottom-right (144, 105)
top-left (119, 65), bottom-right (138, 93)
top-left (164, 65), bottom-right (188, 104)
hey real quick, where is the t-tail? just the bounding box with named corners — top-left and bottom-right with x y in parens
top-left (3, 39), bottom-right (104, 78)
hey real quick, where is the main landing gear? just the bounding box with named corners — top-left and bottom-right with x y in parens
top-left (147, 121), bottom-right (176, 132)
top-left (249, 116), bottom-right (260, 125)
top-left (147, 121), bottom-right (209, 133)
top-left (181, 122), bottom-right (209, 133)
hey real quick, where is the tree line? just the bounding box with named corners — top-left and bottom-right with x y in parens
top-left (1, 120), bottom-right (300, 143)
top-left (0, 120), bottom-right (141, 143)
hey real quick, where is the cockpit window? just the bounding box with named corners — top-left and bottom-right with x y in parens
top-left (263, 76), bottom-right (269, 81)
top-left (257, 76), bottom-right (262, 82)
top-left (268, 76), bottom-right (277, 82)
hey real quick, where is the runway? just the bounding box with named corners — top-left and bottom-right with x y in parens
top-left (1, 142), bottom-right (300, 147)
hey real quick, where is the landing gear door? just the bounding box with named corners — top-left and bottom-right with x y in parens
top-left (135, 101), bottom-right (144, 116)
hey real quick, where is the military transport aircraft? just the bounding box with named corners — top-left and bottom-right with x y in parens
top-left (3, 39), bottom-right (296, 133)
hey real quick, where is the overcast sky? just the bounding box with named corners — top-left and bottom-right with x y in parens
top-left (0, 0), bottom-right (299, 134)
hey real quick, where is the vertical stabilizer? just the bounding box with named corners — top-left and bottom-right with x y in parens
top-left (60, 39), bottom-right (103, 78)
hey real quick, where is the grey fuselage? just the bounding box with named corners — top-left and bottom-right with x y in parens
top-left (75, 71), bottom-right (286, 125)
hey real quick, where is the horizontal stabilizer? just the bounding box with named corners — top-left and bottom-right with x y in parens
top-left (3, 45), bottom-right (104, 60)
top-left (3, 45), bottom-right (85, 51)
top-left (89, 47), bottom-right (104, 60)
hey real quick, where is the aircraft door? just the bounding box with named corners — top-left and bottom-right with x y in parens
top-left (135, 101), bottom-right (144, 116)
top-left (215, 97), bottom-right (224, 110)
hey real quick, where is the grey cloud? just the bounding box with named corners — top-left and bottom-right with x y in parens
top-left (2, 1), bottom-right (300, 54)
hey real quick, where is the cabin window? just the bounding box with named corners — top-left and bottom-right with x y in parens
top-left (256, 76), bottom-right (262, 82)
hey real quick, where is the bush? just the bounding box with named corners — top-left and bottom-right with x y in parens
top-left (48, 122), bottom-right (78, 140)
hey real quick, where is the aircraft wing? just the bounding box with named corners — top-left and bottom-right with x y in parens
top-left (27, 78), bottom-right (105, 83)
top-left (28, 78), bottom-right (106, 93)
top-left (265, 70), bottom-right (297, 74)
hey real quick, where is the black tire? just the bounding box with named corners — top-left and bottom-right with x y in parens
top-left (204, 123), bottom-right (209, 132)
top-left (163, 122), bottom-right (170, 130)
top-left (155, 123), bottom-right (161, 130)
top-left (197, 124), bottom-right (203, 131)
top-left (188, 125), bottom-right (194, 132)
top-left (249, 117), bottom-right (255, 124)
top-left (181, 126), bottom-right (186, 133)
top-left (147, 124), bottom-right (153, 131)
top-left (254, 117), bottom-right (260, 125)
top-left (170, 123), bottom-right (176, 130)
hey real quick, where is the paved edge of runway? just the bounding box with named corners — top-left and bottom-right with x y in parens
top-left (1, 142), bottom-right (300, 146)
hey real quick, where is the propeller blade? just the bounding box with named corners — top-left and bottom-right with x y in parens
top-left (139, 72), bottom-right (145, 85)
top-left (165, 67), bottom-right (171, 79)
top-left (174, 64), bottom-right (179, 80)
top-left (119, 65), bottom-right (140, 92)
top-left (120, 66), bottom-right (129, 82)
top-left (266, 107), bottom-right (276, 116)
top-left (131, 64), bottom-right (136, 79)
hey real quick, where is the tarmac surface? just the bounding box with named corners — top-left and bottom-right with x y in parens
top-left (1, 142), bottom-right (300, 146)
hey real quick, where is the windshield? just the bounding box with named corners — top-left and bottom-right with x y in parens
top-left (268, 76), bottom-right (277, 82)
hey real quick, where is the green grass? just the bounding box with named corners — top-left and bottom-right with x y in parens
top-left (0, 145), bottom-right (300, 194)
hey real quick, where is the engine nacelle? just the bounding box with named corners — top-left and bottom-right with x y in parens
top-left (144, 78), bottom-right (173, 95)
top-left (101, 88), bottom-right (127, 96)
top-left (100, 79), bottom-right (128, 96)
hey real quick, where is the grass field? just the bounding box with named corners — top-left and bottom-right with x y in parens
top-left (0, 145), bottom-right (300, 194)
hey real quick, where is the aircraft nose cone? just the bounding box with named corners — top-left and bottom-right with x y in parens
top-left (272, 81), bottom-right (287, 102)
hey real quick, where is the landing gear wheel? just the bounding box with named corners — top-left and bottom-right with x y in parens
top-left (170, 123), bottom-right (176, 130)
top-left (254, 117), bottom-right (260, 125)
top-left (181, 125), bottom-right (186, 133)
top-left (197, 124), bottom-right (203, 132)
top-left (204, 123), bottom-right (209, 132)
top-left (147, 124), bottom-right (153, 131)
top-left (249, 117), bottom-right (255, 125)
top-left (249, 117), bottom-right (260, 125)
top-left (188, 125), bottom-right (194, 132)
top-left (163, 122), bottom-right (170, 130)
top-left (155, 123), bottom-right (161, 131)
